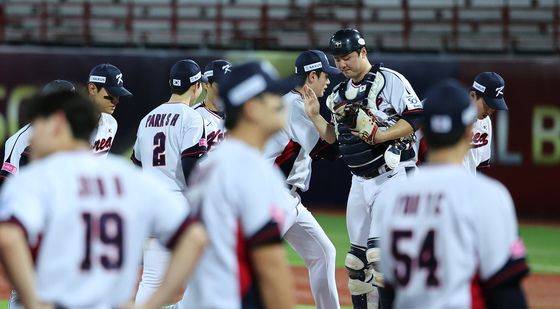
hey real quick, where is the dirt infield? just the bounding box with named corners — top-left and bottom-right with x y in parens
top-left (1, 266), bottom-right (559, 308)
top-left (292, 267), bottom-right (560, 309)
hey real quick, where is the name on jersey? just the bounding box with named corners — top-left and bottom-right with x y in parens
top-left (395, 193), bottom-right (443, 216)
top-left (471, 132), bottom-right (489, 149)
top-left (92, 137), bottom-right (113, 153)
top-left (145, 113), bottom-right (180, 128)
top-left (78, 176), bottom-right (123, 197)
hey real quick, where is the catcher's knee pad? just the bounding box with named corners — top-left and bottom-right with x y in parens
top-left (346, 245), bottom-right (375, 296)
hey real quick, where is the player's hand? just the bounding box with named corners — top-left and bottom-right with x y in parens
top-left (351, 108), bottom-right (379, 145)
top-left (302, 85), bottom-right (320, 119)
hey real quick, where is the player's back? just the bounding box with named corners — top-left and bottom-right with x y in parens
top-left (377, 165), bottom-right (519, 309)
top-left (183, 139), bottom-right (287, 309)
top-left (133, 102), bottom-right (204, 193)
top-left (264, 90), bottom-right (320, 191)
top-left (5, 151), bottom-right (186, 308)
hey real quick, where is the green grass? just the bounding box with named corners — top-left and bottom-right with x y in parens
top-left (285, 213), bottom-right (560, 273)
top-left (0, 300), bottom-right (6, 309)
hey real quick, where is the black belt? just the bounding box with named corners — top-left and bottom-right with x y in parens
top-left (359, 164), bottom-right (391, 179)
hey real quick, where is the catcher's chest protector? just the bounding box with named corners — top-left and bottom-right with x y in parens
top-left (334, 65), bottom-right (392, 178)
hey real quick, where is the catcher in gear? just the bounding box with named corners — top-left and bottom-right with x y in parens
top-left (303, 28), bottom-right (422, 309)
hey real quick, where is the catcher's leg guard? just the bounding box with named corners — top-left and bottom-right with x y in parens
top-left (346, 245), bottom-right (374, 309)
top-left (366, 238), bottom-right (384, 287)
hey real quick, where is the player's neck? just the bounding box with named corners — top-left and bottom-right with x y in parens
top-left (205, 99), bottom-right (220, 112)
top-left (168, 93), bottom-right (194, 106)
top-left (228, 124), bottom-right (269, 152)
top-left (352, 62), bottom-right (373, 83)
top-left (427, 146), bottom-right (467, 165)
top-left (53, 140), bottom-right (92, 156)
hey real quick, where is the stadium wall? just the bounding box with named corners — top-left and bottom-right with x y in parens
top-left (0, 47), bottom-right (557, 216)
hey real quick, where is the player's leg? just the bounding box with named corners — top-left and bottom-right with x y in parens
top-left (346, 176), bottom-right (377, 309)
top-left (367, 167), bottom-right (409, 309)
top-left (135, 238), bottom-right (171, 304)
top-left (283, 203), bottom-right (340, 309)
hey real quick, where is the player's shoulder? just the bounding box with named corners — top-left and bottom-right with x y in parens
top-left (472, 173), bottom-right (511, 199)
top-left (5, 124), bottom-right (32, 144)
top-left (283, 90), bottom-right (302, 102)
top-left (100, 113), bottom-right (117, 126)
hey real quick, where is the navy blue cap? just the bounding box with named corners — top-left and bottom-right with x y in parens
top-left (203, 60), bottom-right (232, 84)
top-left (295, 50), bottom-right (340, 76)
top-left (88, 64), bottom-right (132, 97)
top-left (219, 61), bottom-right (302, 107)
top-left (40, 80), bottom-right (75, 96)
top-left (169, 60), bottom-right (208, 90)
top-left (471, 72), bottom-right (508, 111)
top-left (422, 79), bottom-right (477, 139)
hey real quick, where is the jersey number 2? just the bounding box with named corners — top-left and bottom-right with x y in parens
top-left (391, 229), bottom-right (440, 287)
top-left (81, 212), bottom-right (124, 271)
top-left (153, 132), bottom-right (166, 166)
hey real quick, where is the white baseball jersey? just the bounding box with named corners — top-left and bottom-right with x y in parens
top-left (180, 139), bottom-right (288, 309)
top-left (376, 164), bottom-right (528, 309)
top-left (264, 90), bottom-right (320, 192)
top-left (90, 113), bottom-right (118, 156)
top-left (0, 114), bottom-right (117, 182)
top-left (132, 102), bottom-right (206, 194)
top-left (195, 103), bottom-right (225, 151)
top-left (0, 151), bottom-right (191, 308)
top-left (1, 124), bottom-right (32, 178)
top-left (463, 116), bottom-right (492, 173)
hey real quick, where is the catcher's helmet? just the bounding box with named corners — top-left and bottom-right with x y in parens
top-left (329, 29), bottom-right (366, 56)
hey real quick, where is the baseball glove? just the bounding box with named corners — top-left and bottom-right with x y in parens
top-left (351, 107), bottom-right (379, 145)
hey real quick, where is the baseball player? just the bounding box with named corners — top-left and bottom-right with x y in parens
top-left (87, 63), bottom-right (133, 156)
top-left (464, 72), bottom-right (508, 173)
top-left (131, 59), bottom-right (208, 304)
top-left (263, 50), bottom-right (341, 309)
top-left (0, 80), bottom-right (75, 188)
top-left (416, 72), bottom-right (508, 174)
top-left (177, 61), bottom-right (297, 309)
top-left (196, 59), bottom-right (231, 150)
top-left (304, 29), bottom-right (423, 308)
top-left (0, 91), bottom-right (207, 309)
top-left (376, 79), bottom-right (529, 309)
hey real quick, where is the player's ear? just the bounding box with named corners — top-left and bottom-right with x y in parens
top-left (359, 47), bottom-right (367, 59)
top-left (87, 83), bottom-right (97, 95)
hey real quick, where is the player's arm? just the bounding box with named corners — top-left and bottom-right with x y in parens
top-left (302, 85), bottom-right (337, 144)
top-left (371, 78), bottom-right (422, 144)
top-left (477, 185), bottom-right (529, 309)
top-left (181, 115), bottom-right (207, 182)
top-left (0, 221), bottom-right (42, 309)
top-left (250, 224), bottom-right (295, 309)
top-left (139, 220), bottom-right (207, 309)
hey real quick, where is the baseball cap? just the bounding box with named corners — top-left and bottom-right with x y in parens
top-left (40, 80), bottom-right (75, 96)
top-left (219, 61), bottom-right (302, 108)
top-left (294, 50), bottom-right (340, 76)
top-left (88, 64), bottom-right (132, 97)
top-left (169, 60), bottom-right (208, 90)
top-left (471, 72), bottom-right (508, 111)
top-left (203, 60), bottom-right (232, 84)
top-left (422, 79), bottom-right (477, 147)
